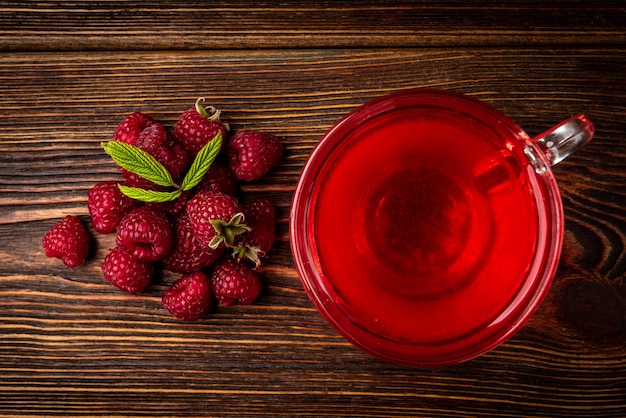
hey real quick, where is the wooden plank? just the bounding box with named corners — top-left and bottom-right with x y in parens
top-left (0, 1), bottom-right (625, 51)
top-left (0, 48), bottom-right (625, 416)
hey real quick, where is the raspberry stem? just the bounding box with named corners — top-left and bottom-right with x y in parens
top-left (231, 245), bottom-right (263, 269)
top-left (208, 212), bottom-right (250, 249)
top-left (195, 97), bottom-right (221, 121)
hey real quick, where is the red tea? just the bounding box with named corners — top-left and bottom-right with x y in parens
top-left (311, 107), bottom-right (540, 345)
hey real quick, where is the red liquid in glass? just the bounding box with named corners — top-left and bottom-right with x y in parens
top-left (312, 108), bottom-right (539, 344)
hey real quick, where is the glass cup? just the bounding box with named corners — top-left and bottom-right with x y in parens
top-left (290, 88), bottom-right (594, 367)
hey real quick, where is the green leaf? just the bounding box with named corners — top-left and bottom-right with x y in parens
top-left (117, 184), bottom-right (182, 203)
top-left (180, 132), bottom-right (223, 191)
top-left (102, 141), bottom-right (174, 187)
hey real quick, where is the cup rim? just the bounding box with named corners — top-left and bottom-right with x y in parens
top-left (290, 88), bottom-right (564, 367)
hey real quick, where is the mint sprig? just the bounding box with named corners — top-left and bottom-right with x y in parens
top-left (102, 133), bottom-right (223, 203)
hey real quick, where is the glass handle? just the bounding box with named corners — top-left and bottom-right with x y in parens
top-left (532, 114), bottom-right (594, 166)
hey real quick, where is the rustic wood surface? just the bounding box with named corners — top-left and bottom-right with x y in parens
top-left (0, 1), bottom-right (625, 416)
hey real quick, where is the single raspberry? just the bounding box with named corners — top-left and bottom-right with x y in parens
top-left (136, 124), bottom-right (189, 179)
top-left (210, 257), bottom-right (261, 306)
top-left (174, 98), bottom-right (226, 157)
top-left (233, 197), bottom-right (277, 267)
top-left (88, 181), bottom-right (139, 234)
top-left (162, 212), bottom-right (224, 273)
top-left (186, 191), bottom-right (248, 249)
top-left (113, 111), bottom-right (156, 145)
top-left (162, 272), bottom-right (213, 321)
top-left (196, 163), bottom-right (238, 196)
top-left (102, 247), bottom-right (153, 294)
top-left (241, 197), bottom-right (276, 254)
top-left (122, 123), bottom-right (190, 189)
top-left (42, 215), bottom-right (91, 268)
top-left (226, 130), bottom-right (282, 181)
top-left (116, 206), bottom-right (173, 262)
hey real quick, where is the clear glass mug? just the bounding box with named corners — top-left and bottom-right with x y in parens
top-left (290, 88), bottom-right (594, 367)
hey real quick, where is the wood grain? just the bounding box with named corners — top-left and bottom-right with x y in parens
top-left (1, 0), bottom-right (626, 415)
top-left (0, 1), bottom-right (626, 51)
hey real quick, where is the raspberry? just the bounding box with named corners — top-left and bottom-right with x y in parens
top-left (136, 124), bottom-right (189, 179)
top-left (241, 197), bottom-right (276, 255)
top-left (226, 130), bottom-right (282, 181)
top-left (233, 197), bottom-right (276, 267)
top-left (210, 257), bottom-right (261, 306)
top-left (162, 272), bottom-right (213, 320)
top-left (122, 123), bottom-right (190, 189)
top-left (196, 163), bottom-right (238, 196)
top-left (88, 181), bottom-right (139, 234)
top-left (116, 206), bottom-right (173, 262)
top-left (186, 191), bottom-right (247, 249)
top-left (162, 212), bottom-right (224, 273)
top-left (42, 215), bottom-right (91, 268)
top-left (113, 111), bottom-right (156, 145)
top-left (102, 247), bottom-right (153, 293)
top-left (174, 99), bottom-right (226, 157)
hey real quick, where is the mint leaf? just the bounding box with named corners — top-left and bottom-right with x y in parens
top-left (117, 184), bottom-right (182, 203)
top-left (102, 141), bottom-right (175, 187)
top-left (180, 132), bottom-right (223, 191)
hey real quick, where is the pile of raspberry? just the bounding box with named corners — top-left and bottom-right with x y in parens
top-left (42, 99), bottom-right (282, 321)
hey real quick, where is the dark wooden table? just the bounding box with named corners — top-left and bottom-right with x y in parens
top-left (1, 1), bottom-right (625, 416)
